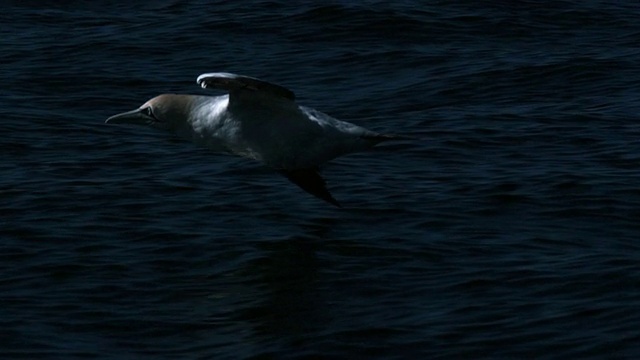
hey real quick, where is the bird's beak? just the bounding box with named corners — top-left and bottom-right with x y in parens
top-left (105, 108), bottom-right (149, 125)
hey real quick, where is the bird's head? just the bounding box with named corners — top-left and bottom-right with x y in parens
top-left (105, 94), bottom-right (195, 131)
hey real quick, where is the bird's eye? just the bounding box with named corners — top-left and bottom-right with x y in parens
top-left (143, 107), bottom-right (155, 118)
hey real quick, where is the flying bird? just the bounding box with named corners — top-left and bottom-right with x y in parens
top-left (106, 72), bottom-right (401, 207)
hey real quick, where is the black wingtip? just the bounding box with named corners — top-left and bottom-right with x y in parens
top-left (279, 168), bottom-right (342, 208)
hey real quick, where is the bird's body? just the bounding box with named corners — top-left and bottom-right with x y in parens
top-left (106, 72), bottom-right (399, 206)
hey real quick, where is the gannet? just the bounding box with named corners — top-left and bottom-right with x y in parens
top-left (106, 72), bottom-right (401, 207)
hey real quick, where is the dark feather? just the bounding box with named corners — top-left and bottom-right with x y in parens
top-left (279, 168), bottom-right (341, 207)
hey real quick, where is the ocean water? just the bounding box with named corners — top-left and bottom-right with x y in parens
top-left (2, 1), bottom-right (640, 358)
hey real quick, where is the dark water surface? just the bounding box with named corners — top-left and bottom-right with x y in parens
top-left (2, 1), bottom-right (640, 358)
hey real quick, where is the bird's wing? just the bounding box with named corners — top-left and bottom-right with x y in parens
top-left (196, 72), bottom-right (296, 101)
top-left (279, 168), bottom-right (341, 208)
